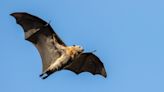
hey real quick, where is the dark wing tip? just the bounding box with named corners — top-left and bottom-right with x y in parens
top-left (10, 12), bottom-right (24, 18)
top-left (89, 53), bottom-right (107, 78)
top-left (101, 67), bottom-right (107, 78)
top-left (10, 12), bottom-right (31, 21)
top-left (10, 12), bottom-right (27, 23)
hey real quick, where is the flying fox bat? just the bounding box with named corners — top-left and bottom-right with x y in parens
top-left (11, 12), bottom-right (107, 79)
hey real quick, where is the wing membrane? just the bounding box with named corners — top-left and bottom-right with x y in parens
top-left (11, 12), bottom-right (65, 72)
top-left (64, 53), bottom-right (107, 78)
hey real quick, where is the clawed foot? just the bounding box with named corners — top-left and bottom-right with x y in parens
top-left (39, 73), bottom-right (44, 77)
top-left (42, 75), bottom-right (48, 79)
top-left (39, 72), bottom-right (49, 79)
top-left (39, 69), bottom-right (57, 79)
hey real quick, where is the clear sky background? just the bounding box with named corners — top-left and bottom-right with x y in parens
top-left (0, 0), bottom-right (164, 92)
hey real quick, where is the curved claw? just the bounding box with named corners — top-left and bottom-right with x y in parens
top-left (39, 73), bottom-right (44, 77)
top-left (42, 75), bottom-right (48, 79)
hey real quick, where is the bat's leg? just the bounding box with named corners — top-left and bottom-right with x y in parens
top-left (42, 71), bottom-right (53, 79)
top-left (46, 70), bottom-right (54, 75)
top-left (42, 75), bottom-right (48, 79)
top-left (40, 70), bottom-right (54, 79)
top-left (40, 73), bottom-right (48, 79)
top-left (40, 67), bottom-right (51, 77)
top-left (39, 71), bottom-right (48, 78)
top-left (39, 73), bottom-right (44, 77)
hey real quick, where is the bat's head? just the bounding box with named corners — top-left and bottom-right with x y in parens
top-left (69, 45), bottom-right (84, 59)
top-left (72, 45), bottom-right (84, 54)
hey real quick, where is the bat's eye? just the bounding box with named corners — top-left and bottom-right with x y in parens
top-left (78, 51), bottom-right (81, 54)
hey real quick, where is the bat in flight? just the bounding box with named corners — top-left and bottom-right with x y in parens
top-left (11, 12), bottom-right (107, 79)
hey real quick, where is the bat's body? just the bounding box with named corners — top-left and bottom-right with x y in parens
top-left (40, 35), bottom-right (84, 78)
top-left (11, 12), bottom-right (107, 79)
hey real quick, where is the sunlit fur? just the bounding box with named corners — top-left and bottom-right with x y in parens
top-left (66, 45), bottom-right (84, 59)
top-left (42, 35), bottom-right (84, 77)
top-left (45, 45), bottom-right (84, 73)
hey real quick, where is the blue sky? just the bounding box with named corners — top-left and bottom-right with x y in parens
top-left (0, 0), bottom-right (164, 92)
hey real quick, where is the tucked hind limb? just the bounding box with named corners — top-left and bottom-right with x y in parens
top-left (40, 69), bottom-right (54, 79)
top-left (41, 71), bottom-right (53, 79)
top-left (40, 54), bottom-right (70, 79)
top-left (46, 54), bottom-right (70, 72)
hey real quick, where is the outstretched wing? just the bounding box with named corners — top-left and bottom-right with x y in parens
top-left (11, 12), bottom-right (66, 72)
top-left (64, 53), bottom-right (107, 78)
